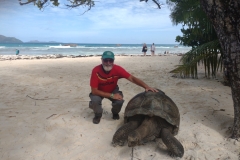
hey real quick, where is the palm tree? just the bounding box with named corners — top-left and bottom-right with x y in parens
top-left (170, 40), bottom-right (223, 79)
top-left (167, 0), bottom-right (225, 80)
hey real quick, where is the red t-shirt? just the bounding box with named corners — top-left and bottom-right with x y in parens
top-left (90, 64), bottom-right (131, 93)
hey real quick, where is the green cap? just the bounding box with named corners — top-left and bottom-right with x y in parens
top-left (102, 51), bottom-right (115, 59)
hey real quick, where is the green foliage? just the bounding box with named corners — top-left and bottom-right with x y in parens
top-left (19, 0), bottom-right (95, 10)
top-left (170, 40), bottom-right (223, 78)
top-left (20, 0), bottom-right (162, 10)
top-left (50, 0), bottom-right (59, 6)
top-left (167, 0), bottom-right (223, 78)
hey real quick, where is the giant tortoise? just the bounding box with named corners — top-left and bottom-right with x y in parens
top-left (112, 89), bottom-right (184, 158)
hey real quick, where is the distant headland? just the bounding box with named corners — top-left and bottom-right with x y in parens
top-left (0, 35), bottom-right (23, 43)
top-left (0, 35), bottom-right (60, 43)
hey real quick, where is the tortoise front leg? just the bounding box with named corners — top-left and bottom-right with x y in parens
top-left (112, 121), bottom-right (140, 146)
top-left (161, 128), bottom-right (184, 158)
top-left (128, 117), bottom-right (159, 147)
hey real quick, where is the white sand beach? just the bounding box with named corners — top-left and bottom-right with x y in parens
top-left (0, 55), bottom-right (239, 160)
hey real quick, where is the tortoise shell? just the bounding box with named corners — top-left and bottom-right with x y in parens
top-left (124, 89), bottom-right (180, 135)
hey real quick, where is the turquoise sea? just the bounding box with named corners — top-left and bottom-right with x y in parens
top-left (0, 43), bottom-right (191, 56)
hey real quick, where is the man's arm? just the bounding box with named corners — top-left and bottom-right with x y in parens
top-left (127, 75), bottom-right (158, 92)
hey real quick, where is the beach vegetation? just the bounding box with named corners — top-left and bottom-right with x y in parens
top-left (167, 0), bottom-right (240, 140)
top-left (167, 0), bottom-right (223, 80)
top-left (170, 40), bottom-right (222, 79)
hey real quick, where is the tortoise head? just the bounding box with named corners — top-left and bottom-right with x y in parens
top-left (128, 131), bottom-right (141, 147)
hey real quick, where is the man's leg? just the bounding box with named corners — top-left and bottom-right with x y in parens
top-left (110, 87), bottom-right (124, 120)
top-left (89, 93), bottom-right (103, 124)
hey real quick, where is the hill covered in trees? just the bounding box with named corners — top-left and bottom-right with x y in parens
top-left (0, 35), bottom-right (23, 43)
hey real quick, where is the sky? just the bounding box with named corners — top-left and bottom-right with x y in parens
top-left (0, 0), bottom-right (183, 44)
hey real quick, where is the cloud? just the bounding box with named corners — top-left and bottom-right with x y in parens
top-left (82, 0), bottom-right (172, 30)
top-left (0, 0), bottom-right (181, 43)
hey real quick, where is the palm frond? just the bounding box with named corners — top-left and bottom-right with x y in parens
top-left (170, 40), bottom-right (222, 78)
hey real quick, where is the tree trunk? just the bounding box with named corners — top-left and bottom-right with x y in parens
top-left (199, 0), bottom-right (240, 139)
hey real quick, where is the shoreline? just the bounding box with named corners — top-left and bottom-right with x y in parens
top-left (0, 53), bottom-right (184, 61)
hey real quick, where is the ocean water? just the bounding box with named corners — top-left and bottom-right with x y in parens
top-left (0, 43), bottom-right (191, 56)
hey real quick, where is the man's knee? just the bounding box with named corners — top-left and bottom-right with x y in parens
top-left (89, 94), bottom-right (103, 114)
top-left (89, 101), bottom-right (103, 114)
top-left (89, 100), bottom-right (100, 108)
top-left (112, 100), bottom-right (124, 114)
top-left (89, 93), bottom-right (102, 101)
top-left (112, 100), bottom-right (124, 107)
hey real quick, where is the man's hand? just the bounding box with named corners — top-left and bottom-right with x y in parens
top-left (127, 75), bottom-right (158, 93)
top-left (145, 87), bottom-right (159, 92)
top-left (112, 93), bottom-right (123, 100)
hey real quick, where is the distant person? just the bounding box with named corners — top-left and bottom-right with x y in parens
top-left (151, 43), bottom-right (155, 56)
top-left (142, 43), bottom-right (148, 56)
top-left (16, 49), bottom-right (20, 55)
top-left (89, 51), bottom-right (158, 124)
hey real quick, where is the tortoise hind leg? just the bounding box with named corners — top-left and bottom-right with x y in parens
top-left (161, 128), bottom-right (184, 158)
top-left (112, 121), bottom-right (140, 146)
